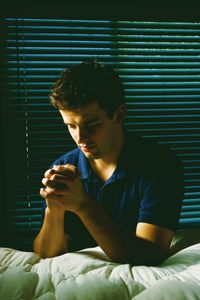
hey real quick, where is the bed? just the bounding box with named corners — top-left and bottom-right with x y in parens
top-left (0, 229), bottom-right (200, 300)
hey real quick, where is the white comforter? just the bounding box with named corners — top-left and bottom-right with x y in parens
top-left (0, 233), bottom-right (200, 300)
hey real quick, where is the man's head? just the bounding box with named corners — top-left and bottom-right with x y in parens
top-left (50, 59), bottom-right (125, 118)
top-left (50, 60), bottom-right (126, 160)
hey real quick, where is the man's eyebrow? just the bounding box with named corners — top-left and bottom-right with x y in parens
top-left (64, 117), bottom-right (101, 126)
top-left (84, 117), bottom-right (101, 124)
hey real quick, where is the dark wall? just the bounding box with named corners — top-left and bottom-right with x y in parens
top-left (0, 41), bottom-right (8, 245)
top-left (1, 1), bottom-right (200, 22)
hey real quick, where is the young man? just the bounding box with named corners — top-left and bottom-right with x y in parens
top-left (33, 60), bottom-right (184, 265)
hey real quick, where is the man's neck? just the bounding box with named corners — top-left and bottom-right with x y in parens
top-left (89, 129), bottom-right (125, 182)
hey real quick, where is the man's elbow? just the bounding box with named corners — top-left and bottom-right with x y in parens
top-left (33, 241), bottom-right (68, 259)
top-left (109, 253), bottom-right (165, 266)
top-left (33, 245), bottom-right (66, 258)
top-left (107, 242), bottom-right (166, 266)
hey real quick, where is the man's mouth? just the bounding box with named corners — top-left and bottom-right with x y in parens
top-left (79, 144), bottom-right (95, 152)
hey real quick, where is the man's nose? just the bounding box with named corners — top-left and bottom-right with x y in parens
top-left (76, 127), bottom-right (89, 144)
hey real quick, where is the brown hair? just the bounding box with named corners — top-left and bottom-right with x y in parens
top-left (50, 59), bottom-right (125, 118)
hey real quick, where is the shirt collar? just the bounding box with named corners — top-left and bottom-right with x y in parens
top-left (77, 132), bottom-right (134, 182)
top-left (109, 135), bottom-right (130, 181)
top-left (78, 150), bottom-right (90, 180)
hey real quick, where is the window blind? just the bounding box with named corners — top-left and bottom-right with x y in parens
top-left (2, 18), bottom-right (200, 249)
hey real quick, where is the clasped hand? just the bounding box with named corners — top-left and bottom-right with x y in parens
top-left (40, 164), bottom-right (88, 214)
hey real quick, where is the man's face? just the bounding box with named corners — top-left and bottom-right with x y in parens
top-left (59, 102), bottom-right (123, 160)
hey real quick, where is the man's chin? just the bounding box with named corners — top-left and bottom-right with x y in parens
top-left (82, 150), bottom-right (100, 160)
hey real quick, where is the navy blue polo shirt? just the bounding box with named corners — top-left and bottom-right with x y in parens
top-left (41, 132), bottom-right (184, 251)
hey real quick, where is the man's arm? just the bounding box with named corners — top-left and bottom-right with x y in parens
top-left (33, 207), bottom-right (68, 258)
top-left (35, 164), bottom-right (173, 265)
top-left (33, 166), bottom-right (74, 258)
top-left (76, 199), bottom-right (173, 265)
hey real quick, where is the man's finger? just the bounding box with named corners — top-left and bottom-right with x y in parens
top-left (50, 173), bottom-right (74, 182)
top-left (42, 177), bottom-right (67, 189)
top-left (53, 164), bottom-right (81, 177)
top-left (40, 188), bottom-right (47, 199)
top-left (44, 168), bottom-right (56, 178)
top-left (40, 187), bottom-right (65, 199)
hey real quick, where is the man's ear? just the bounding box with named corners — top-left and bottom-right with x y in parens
top-left (114, 104), bottom-right (126, 123)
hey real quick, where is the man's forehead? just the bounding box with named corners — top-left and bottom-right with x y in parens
top-left (77, 102), bottom-right (101, 113)
top-left (59, 102), bottom-right (105, 122)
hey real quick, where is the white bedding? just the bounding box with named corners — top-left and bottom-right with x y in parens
top-left (0, 230), bottom-right (200, 300)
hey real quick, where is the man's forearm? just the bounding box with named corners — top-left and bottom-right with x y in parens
top-left (33, 208), bottom-right (68, 258)
top-left (77, 199), bottom-right (162, 265)
top-left (38, 164), bottom-right (165, 264)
